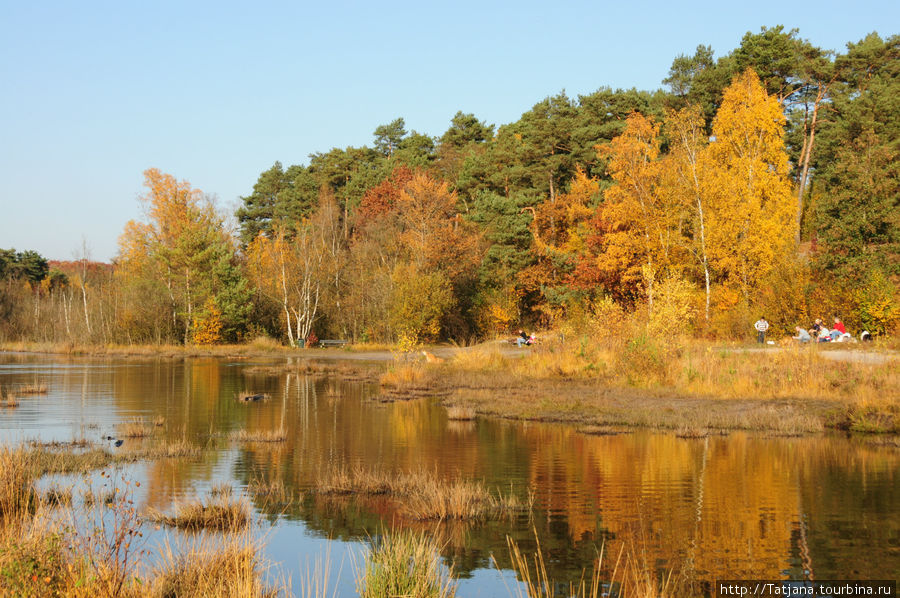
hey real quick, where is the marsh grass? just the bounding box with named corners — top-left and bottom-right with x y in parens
top-left (0, 447), bottom-right (39, 523)
top-left (117, 418), bottom-right (157, 438)
top-left (0, 442), bottom-right (279, 598)
top-left (577, 425), bottom-right (625, 436)
top-left (247, 477), bottom-right (292, 504)
top-left (41, 484), bottom-right (73, 507)
top-left (18, 382), bottom-right (48, 395)
top-left (1, 392), bottom-right (18, 408)
top-left (355, 530), bottom-right (457, 598)
top-left (428, 337), bottom-right (900, 434)
top-left (317, 467), bottom-right (531, 522)
top-left (23, 440), bottom-right (200, 477)
top-left (210, 482), bottom-right (233, 498)
top-left (503, 532), bottom-right (688, 598)
top-left (446, 406), bottom-right (476, 421)
top-left (232, 428), bottom-right (288, 443)
top-left (674, 428), bottom-right (709, 439)
top-left (146, 496), bottom-right (251, 531)
top-left (151, 532), bottom-right (282, 598)
top-left (82, 487), bottom-right (118, 506)
top-left (380, 363), bottom-right (428, 388)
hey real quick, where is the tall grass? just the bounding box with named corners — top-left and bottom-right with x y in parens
top-left (232, 428), bottom-right (288, 443)
top-left (0, 442), bottom-right (280, 598)
top-left (151, 532), bottom-right (282, 598)
top-left (502, 532), bottom-right (687, 598)
top-left (432, 334), bottom-right (900, 434)
top-left (0, 447), bottom-right (38, 524)
top-left (317, 466), bottom-right (531, 521)
top-left (355, 530), bottom-right (457, 598)
top-left (146, 495), bottom-right (251, 531)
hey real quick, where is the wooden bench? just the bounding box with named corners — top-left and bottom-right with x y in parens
top-left (319, 339), bottom-right (349, 348)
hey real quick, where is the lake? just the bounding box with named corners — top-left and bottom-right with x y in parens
top-left (1, 352), bottom-right (897, 596)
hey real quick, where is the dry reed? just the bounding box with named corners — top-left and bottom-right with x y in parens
top-left (446, 406), bottom-right (476, 421)
top-left (41, 485), bottom-right (73, 507)
top-left (146, 496), bottom-right (251, 531)
top-left (18, 382), bottom-right (48, 395)
top-left (232, 429), bottom-right (288, 443)
top-left (502, 531), bottom-right (689, 598)
top-left (150, 532), bottom-right (282, 598)
top-left (356, 530), bottom-right (457, 598)
top-left (117, 418), bottom-right (156, 438)
top-left (247, 477), bottom-right (291, 504)
top-left (317, 466), bottom-right (531, 521)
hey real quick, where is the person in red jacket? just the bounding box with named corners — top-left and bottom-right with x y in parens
top-left (830, 317), bottom-right (848, 341)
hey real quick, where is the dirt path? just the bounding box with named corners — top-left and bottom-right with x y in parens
top-left (733, 346), bottom-right (898, 365)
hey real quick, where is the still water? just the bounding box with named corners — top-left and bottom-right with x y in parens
top-left (1, 353), bottom-right (897, 595)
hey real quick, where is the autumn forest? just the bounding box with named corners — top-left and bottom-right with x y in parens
top-left (1, 27), bottom-right (898, 346)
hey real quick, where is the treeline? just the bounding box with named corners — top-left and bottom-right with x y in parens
top-left (2, 27), bottom-right (897, 346)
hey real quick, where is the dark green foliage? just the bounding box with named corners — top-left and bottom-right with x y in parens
top-left (235, 162), bottom-right (318, 245)
top-left (813, 33), bottom-right (900, 280)
top-left (373, 117), bottom-right (407, 157)
top-left (0, 249), bottom-right (48, 285)
top-left (440, 111), bottom-right (493, 147)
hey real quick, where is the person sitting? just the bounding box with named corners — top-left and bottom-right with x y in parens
top-left (817, 325), bottom-right (831, 342)
top-left (809, 318), bottom-right (823, 338)
top-left (793, 327), bottom-right (811, 343)
top-left (516, 329), bottom-right (529, 347)
top-left (830, 317), bottom-right (849, 341)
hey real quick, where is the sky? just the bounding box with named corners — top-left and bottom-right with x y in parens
top-left (1, 0), bottom-right (897, 263)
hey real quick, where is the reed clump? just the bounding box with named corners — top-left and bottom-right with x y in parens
top-left (146, 496), bottom-right (251, 531)
top-left (18, 382), bottom-right (48, 395)
top-left (41, 484), bottom-right (73, 507)
top-left (446, 406), bottom-right (476, 421)
top-left (20, 440), bottom-right (200, 477)
top-left (247, 477), bottom-right (291, 504)
top-left (151, 533), bottom-right (282, 598)
top-left (380, 363), bottom-right (428, 388)
top-left (117, 418), bottom-right (157, 438)
top-left (503, 532), bottom-right (690, 598)
top-left (317, 466), bottom-right (531, 521)
top-left (232, 429), bottom-right (288, 443)
top-left (0, 392), bottom-right (18, 408)
top-left (356, 530), bottom-right (457, 598)
top-left (0, 447), bottom-right (39, 523)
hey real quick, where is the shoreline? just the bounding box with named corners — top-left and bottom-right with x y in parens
top-left (2, 340), bottom-right (898, 436)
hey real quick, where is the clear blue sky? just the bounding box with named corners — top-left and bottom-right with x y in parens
top-left (2, 0), bottom-right (897, 262)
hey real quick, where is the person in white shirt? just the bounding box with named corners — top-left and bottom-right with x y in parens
top-left (754, 317), bottom-right (769, 344)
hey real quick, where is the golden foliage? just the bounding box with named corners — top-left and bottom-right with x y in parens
top-left (192, 298), bottom-right (223, 345)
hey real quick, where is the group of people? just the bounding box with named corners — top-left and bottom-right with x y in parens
top-left (754, 316), bottom-right (859, 344)
top-left (792, 318), bottom-right (852, 343)
top-left (791, 318), bottom-right (851, 343)
top-left (515, 329), bottom-right (536, 347)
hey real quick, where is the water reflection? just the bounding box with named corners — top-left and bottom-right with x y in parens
top-left (1, 352), bottom-right (897, 593)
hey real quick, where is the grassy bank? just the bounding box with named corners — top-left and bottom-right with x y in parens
top-left (382, 337), bottom-right (899, 435)
top-left (0, 338), bottom-right (392, 360)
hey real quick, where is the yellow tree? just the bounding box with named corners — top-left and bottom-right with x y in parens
top-left (661, 105), bottom-right (714, 321)
top-left (518, 168), bottom-right (598, 315)
top-left (596, 113), bottom-right (686, 309)
top-left (705, 69), bottom-right (796, 298)
top-left (396, 173), bottom-right (481, 284)
top-left (117, 169), bottom-right (249, 343)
